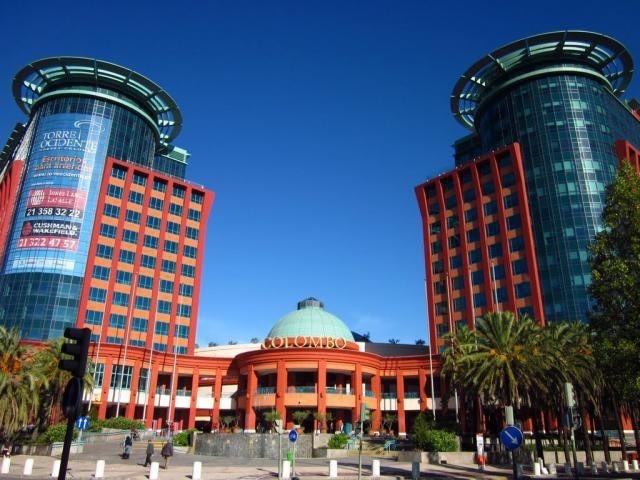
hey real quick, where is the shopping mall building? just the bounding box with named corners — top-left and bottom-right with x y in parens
top-left (1, 30), bottom-right (640, 437)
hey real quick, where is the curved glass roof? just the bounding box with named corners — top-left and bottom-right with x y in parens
top-left (266, 298), bottom-right (355, 341)
top-left (13, 57), bottom-right (182, 144)
top-left (451, 31), bottom-right (634, 130)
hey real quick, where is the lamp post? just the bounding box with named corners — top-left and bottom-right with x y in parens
top-left (115, 273), bottom-right (138, 417)
top-left (445, 273), bottom-right (460, 423)
top-left (166, 342), bottom-right (179, 435)
top-left (423, 280), bottom-right (437, 421)
top-left (141, 316), bottom-right (157, 428)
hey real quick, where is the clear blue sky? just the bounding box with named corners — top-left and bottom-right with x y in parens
top-left (1, 1), bottom-right (639, 345)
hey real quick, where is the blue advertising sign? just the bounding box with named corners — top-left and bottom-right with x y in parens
top-left (288, 429), bottom-right (298, 442)
top-left (499, 426), bottom-right (524, 450)
top-left (4, 112), bottom-right (112, 275)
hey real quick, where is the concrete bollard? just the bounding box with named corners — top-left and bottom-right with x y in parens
top-left (549, 463), bottom-right (557, 475)
top-left (149, 461), bottom-right (160, 480)
top-left (51, 460), bottom-right (60, 477)
top-left (372, 459), bottom-right (381, 478)
top-left (592, 464), bottom-right (599, 475)
top-left (411, 461), bottom-right (420, 480)
top-left (633, 459), bottom-right (639, 471)
top-left (23, 458), bottom-right (34, 476)
top-left (329, 459), bottom-right (338, 478)
top-left (1, 457), bottom-right (10, 474)
top-left (577, 462), bottom-right (585, 475)
top-left (95, 460), bottom-right (105, 478)
top-left (534, 462), bottom-right (541, 476)
top-left (192, 461), bottom-right (202, 480)
top-left (600, 461), bottom-right (609, 473)
top-left (282, 460), bottom-right (291, 479)
top-left (613, 461), bottom-right (620, 473)
top-left (623, 460), bottom-right (630, 472)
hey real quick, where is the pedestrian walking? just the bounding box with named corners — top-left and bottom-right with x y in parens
top-left (144, 439), bottom-right (154, 467)
top-left (160, 440), bottom-right (173, 469)
top-left (122, 435), bottom-right (133, 459)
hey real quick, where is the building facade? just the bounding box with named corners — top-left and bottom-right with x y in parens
top-left (416, 31), bottom-right (640, 352)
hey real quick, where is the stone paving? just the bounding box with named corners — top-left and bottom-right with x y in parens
top-left (0, 441), bottom-right (515, 479)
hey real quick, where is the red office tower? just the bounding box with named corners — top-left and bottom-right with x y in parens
top-left (415, 144), bottom-right (544, 352)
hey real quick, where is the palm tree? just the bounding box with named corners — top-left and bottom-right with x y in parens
top-left (0, 326), bottom-right (42, 442)
top-left (32, 337), bottom-right (95, 426)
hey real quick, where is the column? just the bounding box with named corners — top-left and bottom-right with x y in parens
top-left (244, 366), bottom-right (257, 432)
top-left (188, 367), bottom-right (199, 429)
top-left (146, 362), bottom-right (160, 429)
top-left (211, 369), bottom-right (223, 431)
top-left (372, 375), bottom-right (381, 433)
top-left (98, 357), bottom-right (114, 420)
top-left (127, 360), bottom-right (141, 420)
top-left (418, 368), bottom-right (427, 413)
top-left (276, 360), bottom-right (286, 418)
top-left (317, 360), bottom-right (327, 431)
top-left (352, 364), bottom-right (362, 426)
top-left (396, 371), bottom-right (406, 437)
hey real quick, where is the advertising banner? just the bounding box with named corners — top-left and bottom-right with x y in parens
top-left (4, 112), bottom-right (112, 275)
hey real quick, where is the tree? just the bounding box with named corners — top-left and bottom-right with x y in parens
top-left (415, 339), bottom-right (426, 345)
top-left (263, 409), bottom-right (282, 433)
top-left (388, 338), bottom-right (399, 344)
top-left (208, 341), bottom-right (218, 347)
top-left (250, 337), bottom-right (260, 344)
top-left (0, 326), bottom-right (41, 442)
top-left (588, 160), bottom-right (640, 453)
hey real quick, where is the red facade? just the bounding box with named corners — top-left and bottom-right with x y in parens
top-left (415, 143), bottom-right (544, 351)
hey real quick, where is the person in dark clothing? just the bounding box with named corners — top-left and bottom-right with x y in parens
top-left (122, 435), bottom-right (133, 459)
top-left (160, 440), bottom-right (173, 469)
top-left (144, 440), bottom-right (154, 466)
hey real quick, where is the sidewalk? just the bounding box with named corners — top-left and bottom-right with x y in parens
top-left (0, 442), bottom-right (514, 479)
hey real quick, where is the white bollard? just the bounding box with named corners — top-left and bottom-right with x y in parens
top-left (601, 461), bottom-right (609, 473)
top-left (592, 464), bottom-right (599, 475)
top-left (565, 462), bottom-right (572, 473)
top-left (192, 461), bottom-right (202, 480)
top-left (149, 461), bottom-right (160, 480)
top-left (633, 459), bottom-right (639, 471)
top-left (282, 460), bottom-right (291, 479)
top-left (577, 462), bottom-right (584, 475)
top-left (623, 460), bottom-right (630, 472)
top-left (95, 460), bottom-right (105, 478)
top-left (23, 458), bottom-right (34, 476)
top-left (549, 463), bottom-right (557, 474)
top-left (613, 461), bottom-right (620, 473)
top-left (1, 457), bottom-right (10, 474)
top-left (51, 460), bottom-right (60, 477)
top-left (534, 462), bottom-right (541, 476)
top-left (329, 459), bottom-right (338, 478)
top-left (372, 458), bottom-right (381, 478)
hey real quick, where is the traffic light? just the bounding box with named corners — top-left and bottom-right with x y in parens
top-left (59, 327), bottom-right (91, 378)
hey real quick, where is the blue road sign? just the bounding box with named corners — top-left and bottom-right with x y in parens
top-left (499, 425), bottom-right (523, 450)
top-left (288, 429), bottom-right (298, 442)
top-left (75, 416), bottom-right (89, 431)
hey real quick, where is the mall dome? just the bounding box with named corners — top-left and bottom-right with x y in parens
top-left (266, 298), bottom-right (355, 341)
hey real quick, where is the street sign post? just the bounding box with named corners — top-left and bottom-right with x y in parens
top-left (500, 425), bottom-right (524, 450)
top-left (288, 429), bottom-right (298, 477)
top-left (75, 416), bottom-right (89, 431)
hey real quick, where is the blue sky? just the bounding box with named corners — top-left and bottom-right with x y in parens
top-left (1, 1), bottom-right (639, 345)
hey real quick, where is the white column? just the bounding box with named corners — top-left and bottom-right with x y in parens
top-left (282, 460), bottom-right (291, 479)
top-left (149, 462), bottom-right (160, 480)
top-left (1, 457), bottom-right (10, 474)
top-left (534, 463), bottom-right (541, 476)
top-left (632, 459), bottom-right (639, 471)
top-left (23, 458), bottom-right (34, 476)
top-left (95, 460), bottom-right (105, 478)
top-left (192, 461), bottom-right (202, 480)
top-left (329, 459), bottom-right (338, 477)
top-left (372, 459), bottom-right (380, 477)
top-left (51, 460), bottom-right (60, 477)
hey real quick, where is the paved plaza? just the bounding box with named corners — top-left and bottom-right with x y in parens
top-left (0, 441), bottom-right (514, 479)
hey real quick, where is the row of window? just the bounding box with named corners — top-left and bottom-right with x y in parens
top-left (87, 288), bottom-right (192, 316)
top-left (110, 165), bottom-right (205, 204)
top-left (433, 258), bottom-right (528, 291)
top-left (434, 281), bottom-right (532, 316)
top-left (103, 202), bottom-right (202, 224)
top-left (429, 194), bottom-right (520, 235)
top-left (94, 245), bottom-right (196, 275)
top-left (432, 237), bottom-right (525, 274)
top-left (85, 309), bottom-right (191, 336)
top-left (100, 221), bottom-right (199, 241)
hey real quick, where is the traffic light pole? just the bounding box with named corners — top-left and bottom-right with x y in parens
top-left (58, 412), bottom-right (76, 480)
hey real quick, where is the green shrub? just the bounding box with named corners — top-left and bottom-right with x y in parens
top-left (173, 428), bottom-right (198, 446)
top-left (35, 423), bottom-right (77, 444)
top-left (412, 413), bottom-right (458, 452)
top-left (327, 432), bottom-right (349, 449)
top-left (100, 416), bottom-right (145, 430)
top-left (87, 418), bottom-right (103, 432)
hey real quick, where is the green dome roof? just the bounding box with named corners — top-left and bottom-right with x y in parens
top-left (267, 298), bottom-right (355, 341)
